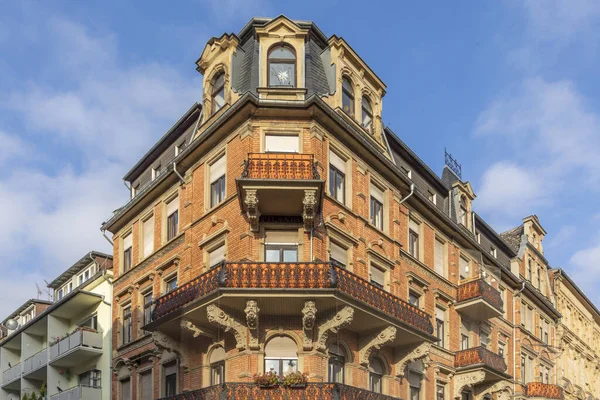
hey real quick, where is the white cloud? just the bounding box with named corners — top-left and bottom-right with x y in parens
top-left (546, 225), bottom-right (577, 248)
top-left (0, 131), bottom-right (28, 165)
top-left (523, 0), bottom-right (600, 40)
top-left (569, 241), bottom-right (600, 305)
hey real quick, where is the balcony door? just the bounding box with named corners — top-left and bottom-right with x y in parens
top-left (265, 231), bottom-right (299, 263)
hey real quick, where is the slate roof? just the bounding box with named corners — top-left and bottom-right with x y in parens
top-left (499, 225), bottom-right (523, 253)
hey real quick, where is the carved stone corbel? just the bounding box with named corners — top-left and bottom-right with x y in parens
top-left (359, 326), bottom-right (397, 365)
top-left (302, 189), bottom-right (317, 232)
top-left (302, 301), bottom-right (317, 350)
top-left (477, 380), bottom-right (512, 400)
top-left (181, 319), bottom-right (214, 340)
top-left (244, 190), bottom-right (260, 232)
top-left (453, 370), bottom-right (486, 399)
top-left (315, 306), bottom-right (354, 351)
top-left (245, 300), bottom-right (260, 350)
top-left (152, 331), bottom-right (189, 369)
top-left (395, 342), bottom-right (432, 378)
top-left (207, 304), bottom-right (248, 350)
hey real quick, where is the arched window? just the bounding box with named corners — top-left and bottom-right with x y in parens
top-left (209, 346), bottom-right (226, 385)
top-left (342, 77), bottom-right (354, 116)
top-left (362, 96), bottom-right (373, 132)
top-left (268, 45), bottom-right (296, 87)
top-left (211, 72), bottom-right (225, 114)
top-left (264, 336), bottom-right (298, 376)
top-left (328, 342), bottom-right (346, 383)
top-left (369, 357), bottom-right (385, 393)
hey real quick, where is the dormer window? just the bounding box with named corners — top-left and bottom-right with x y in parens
top-left (459, 195), bottom-right (468, 226)
top-left (211, 72), bottom-right (225, 114)
top-left (361, 96), bottom-right (373, 132)
top-left (268, 45), bottom-right (296, 87)
top-left (342, 77), bottom-right (354, 116)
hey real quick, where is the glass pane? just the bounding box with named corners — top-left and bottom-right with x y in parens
top-left (213, 88), bottom-right (225, 110)
top-left (265, 359), bottom-right (280, 375)
top-left (335, 174), bottom-right (344, 203)
top-left (266, 249), bottom-right (280, 262)
top-left (283, 249), bottom-right (298, 262)
top-left (282, 359), bottom-right (298, 375)
top-left (269, 46), bottom-right (295, 60)
top-left (269, 63), bottom-right (295, 87)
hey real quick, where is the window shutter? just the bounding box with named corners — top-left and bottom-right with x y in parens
top-left (167, 196), bottom-right (179, 216)
top-left (370, 183), bottom-right (384, 203)
top-left (330, 242), bottom-right (347, 266)
top-left (140, 372), bottom-right (152, 400)
top-left (265, 135), bottom-right (299, 153)
top-left (409, 219), bottom-right (420, 233)
top-left (329, 150), bottom-right (346, 172)
top-left (143, 216), bottom-right (154, 258)
top-left (123, 233), bottom-right (132, 250)
top-left (265, 231), bottom-right (298, 244)
top-left (370, 265), bottom-right (385, 286)
top-left (434, 239), bottom-right (444, 276)
top-left (209, 156), bottom-right (226, 183)
top-left (208, 244), bottom-right (226, 267)
top-left (435, 307), bottom-right (445, 322)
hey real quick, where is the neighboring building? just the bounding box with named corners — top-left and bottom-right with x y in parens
top-left (102, 15), bottom-right (577, 400)
top-left (549, 269), bottom-right (600, 400)
top-left (0, 252), bottom-right (113, 400)
top-left (0, 300), bottom-right (53, 343)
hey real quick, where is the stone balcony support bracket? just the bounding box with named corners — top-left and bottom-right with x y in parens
top-left (303, 189), bottom-right (317, 232)
top-left (359, 326), bottom-right (397, 366)
top-left (453, 370), bottom-right (486, 399)
top-left (244, 190), bottom-right (260, 232)
top-left (302, 301), bottom-right (317, 350)
top-left (152, 331), bottom-right (189, 370)
top-left (207, 304), bottom-right (248, 350)
top-left (245, 300), bottom-right (260, 350)
top-left (315, 306), bottom-right (354, 351)
top-left (395, 342), bottom-right (432, 378)
top-left (478, 380), bottom-right (513, 400)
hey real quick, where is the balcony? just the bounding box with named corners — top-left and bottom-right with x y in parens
top-left (157, 382), bottom-right (400, 400)
top-left (23, 348), bottom-right (47, 377)
top-left (455, 279), bottom-right (503, 320)
top-left (149, 262), bottom-right (434, 343)
top-left (1, 363), bottom-right (21, 386)
top-left (49, 329), bottom-right (103, 367)
top-left (526, 383), bottom-right (564, 399)
top-left (237, 153), bottom-right (324, 232)
top-left (455, 346), bottom-right (508, 386)
top-left (50, 385), bottom-right (102, 400)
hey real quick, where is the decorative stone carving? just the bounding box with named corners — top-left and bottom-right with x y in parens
top-left (302, 189), bottom-right (317, 232)
top-left (302, 301), bottom-right (317, 350)
top-left (395, 342), bottom-right (432, 378)
top-left (245, 300), bottom-right (260, 350)
top-left (453, 370), bottom-right (486, 399)
top-left (207, 304), bottom-right (248, 350)
top-left (315, 306), bottom-right (354, 351)
top-left (152, 331), bottom-right (189, 369)
top-left (359, 326), bottom-right (397, 365)
top-left (181, 319), bottom-right (214, 340)
top-left (244, 190), bottom-right (260, 232)
top-left (478, 380), bottom-right (512, 400)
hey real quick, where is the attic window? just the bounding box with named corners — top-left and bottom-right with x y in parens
top-left (211, 72), bottom-right (225, 114)
top-left (268, 45), bottom-right (296, 87)
top-left (342, 77), bottom-right (354, 116)
top-left (459, 195), bottom-right (468, 226)
top-left (361, 96), bottom-right (373, 133)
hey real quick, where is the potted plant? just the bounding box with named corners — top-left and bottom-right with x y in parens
top-left (282, 371), bottom-right (308, 388)
top-left (253, 370), bottom-right (280, 388)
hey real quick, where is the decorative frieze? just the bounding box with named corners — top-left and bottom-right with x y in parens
top-left (359, 326), bottom-right (397, 365)
top-left (478, 381), bottom-right (512, 400)
top-left (151, 331), bottom-right (189, 369)
top-left (453, 370), bottom-right (485, 399)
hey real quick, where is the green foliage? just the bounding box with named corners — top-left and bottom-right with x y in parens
top-left (281, 371), bottom-right (308, 386)
top-left (253, 370), bottom-right (280, 387)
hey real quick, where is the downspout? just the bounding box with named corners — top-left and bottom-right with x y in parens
top-left (101, 228), bottom-right (113, 246)
top-left (513, 281), bottom-right (526, 395)
top-left (552, 269), bottom-right (563, 386)
top-left (398, 183), bottom-right (415, 206)
top-left (173, 161), bottom-right (185, 184)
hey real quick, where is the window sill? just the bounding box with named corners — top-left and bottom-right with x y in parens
top-left (257, 87), bottom-right (307, 101)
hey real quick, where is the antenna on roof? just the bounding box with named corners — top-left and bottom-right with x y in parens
top-left (35, 283), bottom-right (42, 299)
top-left (444, 148), bottom-right (462, 179)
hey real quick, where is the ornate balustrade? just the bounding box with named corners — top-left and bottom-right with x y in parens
top-left (151, 262), bottom-right (434, 336)
top-left (526, 382), bottom-right (564, 399)
top-left (157, 382), bottom-right (400, 400)
top-left (241, 153), bottom-right (319, 180)
top-left (455, 346), bottom-right (507, 373)
top-left (457, 279), bottom-right (503, 312)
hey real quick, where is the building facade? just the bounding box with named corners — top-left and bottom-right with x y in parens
top-left (549, 269), bottom-right (600, 400)
top-left (0, 252), bottom-right (113, 400)
top-left (102, 16), bottom-right (585, 400)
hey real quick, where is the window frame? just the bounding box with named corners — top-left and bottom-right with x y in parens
top-left (329, 164), bottom-right (346, 205)
top-left (342, 77), bottom-right (355, 116)
top-left (210, 174), bottom-right (226, 208)
top-left (409, 228), bottom-right (419, 259)
top-left (211, 71), bottom-right (226, 114)
top-left (370, 196), bottom-right (384, 230)
top-left (122, 305), bottom-right (132, 345)
top-left (164, 275), bottom-right (178, 294)
top-left (361, 95), bottom-right (373, 132)
top-left (267, 44), bottom-right (297, 88)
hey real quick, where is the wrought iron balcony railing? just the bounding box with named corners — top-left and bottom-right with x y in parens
top-left (151, 262), bottom-right (433, 336)
top-left (526, 382), bottom-right (564, 399)
top-left (457, 279), bottom-right (503, 312)
top-left (241, 153), bottom-right (320, 180)
top-left (455, 346), bottom-right (507, 373)
top-left (157, 382), bottom-right (400, 400)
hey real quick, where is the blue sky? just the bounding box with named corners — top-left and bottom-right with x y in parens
top-left (1, 0), bottom-right (599, 316)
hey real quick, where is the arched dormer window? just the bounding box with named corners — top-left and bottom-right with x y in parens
top-left (368, 357), bottom-right (385, 393)
top-left (342, 77), bottom-right (354, 116)
top-left (362, 96), bottom-right (373, 132)
top-left (264, 336), bottom-right (298, 376)
top-left (211, 72), bottom-right (225, 114)
top-left (268, 44), bottom-right (296, 87)
top-left (328, 342), bottom-right (347, 383)
top-left (459, 195), bottom-right (468, 226)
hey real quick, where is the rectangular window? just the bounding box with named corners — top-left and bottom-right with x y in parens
top-left (166, 196), bottom-right (179, 241)
top-left (120, 378), bottom-right (131, 400)
top-left (140, 370), bottom-right (153, 400)
top-left (329, 151), bottom-right (346, 204)
top-left (265, 134), bottom-right (299, 153)
top-left (434, 238), bottom-right (445, 276)
top-left (436, 307), bottom-right (445, 348)
top-left (499, 342), bottom-right (506, 361)
top-left (165, 276), bottom-right (177, 293)
top-left (461, 334), bottom-right (469, 350)
top-left (123, 232), bottom-right (132, 272)
top-left (428, 190), bottom-right (437, 205)
top-left (436, 385), bottom-right (445, 400)
top-left (265, 231), bottom-right (298, 263)
top-left (459, 257), bottom-right (470, 280)
top-left (143, 292), bottom-right (153, 329)
top-left (80, 314), bottom-right (98, 331)
top-left (409, 371), bottom-right (421, 400)
top-left (521, 355), bottom-right (526, 382)
top-left (79, 369), bottom-right (101, 388)
top-left (409, 291), bottom-right (420, 308)
top-left (209, 155), bottom-right (226, 208)
top-left (122, 306), bottom-right (132, 345)
top-left (409, 220), bottom-right (420, 259)
top-left (142, 215), bottom-right (155, 259)
top-left (480, 330), bottom-right (489, 348)
top-left (370, 183), bottom-right (384, 230)
top-left (164, 361), bottom-right (177, 397)
top-left (208, 243), bottom-right (226, 268)
top-left (330, 241), bottom-right (347, 268)
top-left (370, 264), bottom-right (385, 289)
top-left (211, 361), bottom-right (225, 385)
top-left (460, 206), bottom-right (467, 226)
top-left (152, 165), bottom-right (161, 180)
